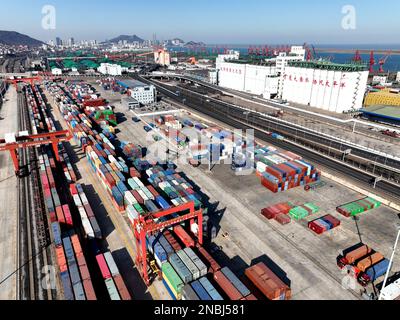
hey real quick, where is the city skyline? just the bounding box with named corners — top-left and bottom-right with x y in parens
top-left (1, 0), bottom-right (400, 45)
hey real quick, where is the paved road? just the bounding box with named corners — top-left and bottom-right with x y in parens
top-left (0, 87), bottom-right (19, 300)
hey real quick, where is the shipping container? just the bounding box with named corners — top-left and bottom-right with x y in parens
top-left (177, 250), bottom-right (200, 280)
top-left (213, 271), bottom-right (242, 300)
top-left (174, 225), bottom-right (195, 247)
top-left (182, 284), bottom-right (200, 301)
top-left (221, 267), bottom-right (250, 298)
top-left (191, 280), bottom-right (212, 300)
top-left (169, 253), bottom-right (193, 284)
top-left (96, 254), bottom-right (112, 279)
top-left (245, 262), bottom-right (291, 300)
top-left (199, 277), bottom-right (224, 300)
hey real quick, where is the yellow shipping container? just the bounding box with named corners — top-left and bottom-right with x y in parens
top-left (364, 89), bottom-right (400, 107)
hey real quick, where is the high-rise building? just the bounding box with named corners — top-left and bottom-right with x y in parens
top-left (56, 37), bottom-right (62, 46)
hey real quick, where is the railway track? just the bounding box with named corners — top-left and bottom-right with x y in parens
top-left (143, 77), bottom-right (400, 201)
top-left (148, 75), bottom-right (400, 176)
top-left (17, 87), bottom-right (54, 300)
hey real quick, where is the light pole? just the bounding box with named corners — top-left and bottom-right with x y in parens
top-left (379, 225), bottom-right (400, 300)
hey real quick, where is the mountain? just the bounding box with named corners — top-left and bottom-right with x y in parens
top-left (0, 30), bottom-right (43, 46)
top-left (107, 35), bottom-right (145, 44)
top-left (185, 41), bottom-right (206, 47)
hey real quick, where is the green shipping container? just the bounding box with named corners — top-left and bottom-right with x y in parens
top-left (162, 262), bottom-right (184, 294)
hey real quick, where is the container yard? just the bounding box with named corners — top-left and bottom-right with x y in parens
top-left (0, 71), bottom-right (399, 303)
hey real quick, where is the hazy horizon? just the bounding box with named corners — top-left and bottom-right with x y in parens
top-left (1, 0), bottom-right (400, 46)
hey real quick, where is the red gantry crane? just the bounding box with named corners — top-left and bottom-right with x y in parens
top-left (0, 130), bottom-right (72, 175)
top-left (6, 76), bottom-right (42, 90)
top-left (133, 201), bottom-right (203, 286)
top-left (378, 52), bottom-right (391, 73)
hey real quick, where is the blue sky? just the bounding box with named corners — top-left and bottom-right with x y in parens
top-left (0, 0), bottom-right (399, 44)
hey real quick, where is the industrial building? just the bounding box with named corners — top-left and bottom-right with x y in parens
top-left (154, 49), bottom-right (171, 66)
top-left (117, 79), bottom-right (156, 105)
top-left (215, 47), bottom-right (370, 113)
top-left (98, 63), bottom-right (123, 76)
top-left (121, 96), bottom-right (140, 110)
top-left (215, 46), bottom-right (305, 99)
top-left (361, 105), bottom-right (400, 126)
top-left (281, 61), bottom-right (369, 113)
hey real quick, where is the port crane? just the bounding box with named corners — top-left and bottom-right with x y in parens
top-left (133, 201), bottom-right (203, 286)
top-left (378, 52), bottom-right (391, 73)
top-left (0, 130), bottom-right (72, 175)
top-left (6, 76), bottom-right (42, 90)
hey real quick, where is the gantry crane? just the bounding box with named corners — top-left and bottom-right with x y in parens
top-left (0, 130), bottom-right (72, 175)
top-left (378, 52), bottom-right (391, 73)
top-left (6, 76), bottom-right (42, 90)
top-left (133, 201), bottom-right (203, 286)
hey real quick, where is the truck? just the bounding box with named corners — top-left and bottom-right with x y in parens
top-left (337, 244), bottom-right (372, 270)
top-left (304, 180), bottom-right (327, 192)
top-left (358, 259), bottom-right (390, 287)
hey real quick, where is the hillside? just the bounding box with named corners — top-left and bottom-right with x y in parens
top-left (0, 30), bottom-right (43, 46)
top-left (107, 35), bottom-right (145, 44)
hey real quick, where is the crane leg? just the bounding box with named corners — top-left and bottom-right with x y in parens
top-left (9, 149), bottom-right (20, 175)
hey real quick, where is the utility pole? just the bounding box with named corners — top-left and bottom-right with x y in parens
top-left (379, 225), bottom-right (400, 300)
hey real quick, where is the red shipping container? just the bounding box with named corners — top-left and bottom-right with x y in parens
top-left (49, 211), bottom-right (57, 223)
top-left (78, 263), bottom-right (91, 281)
top-left (245, 262), bottom-right (291, 300)
top-left (131, 190), bottom-right (144, 205)
top-left (174, 225), bottom-right (195, 247)
top-left (266, 167), bottom-right (283, 181)
top-left (275, 214), bottom-right (291, 225)
top-left (69, 184), bottom-right (78, 195)
top-left (196, 246), bottom-right (221, 273)
top-left (62, 204), bottom-right (73, 226)
top-left (147, 185), bottom-right (159, 198)
top-left (214, 271), bottom-right (243, 300)
top-left (113, 274), bottom-right (132, 300)
top-left (129, 167), bottom-right (141, 178)
top-left (261, 207), bottom-right (280, 220)
top-left (308, 220), bottom-right (326, 235)
top-left (83, 279), bottom-right (97, 300)
top-left (96, 254), bottom-right (111, 279)
top-left (55, 206), bottom-right (66, 224)
top-left (163, 231), bottom-right (182, 252)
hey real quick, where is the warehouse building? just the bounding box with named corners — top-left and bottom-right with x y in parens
top-left (361, 105), bottom-right (400, 126)
top-left (281, 61), bottom-right (369, 113)
top-left (216, 47), bottom-right (304, 99)
top-left (117, 79), bottom-right (156, 105)
top-left (98, 63), bottom-right (122, 76)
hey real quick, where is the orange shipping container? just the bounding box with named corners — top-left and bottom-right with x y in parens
top-left (356, 252), bottom-right (384, 272)
top-left (245, 262), bottom-right (291, 300)
top-left (345, 245), bottom-right (372, 264)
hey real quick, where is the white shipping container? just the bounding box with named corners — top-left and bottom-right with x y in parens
top-left (103, 252), bottom-right (120, 277)
top-left (73, 194), bottom-right (82, 207)
top-left (124, 191), bottom-right (137, 206)
top-left (82, 217), bottom-right (95, 238)
top-left (79, 192), bottom-right (89, 205)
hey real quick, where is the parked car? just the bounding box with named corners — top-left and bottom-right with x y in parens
top-left (132, 117), bottom-right (141, 123)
